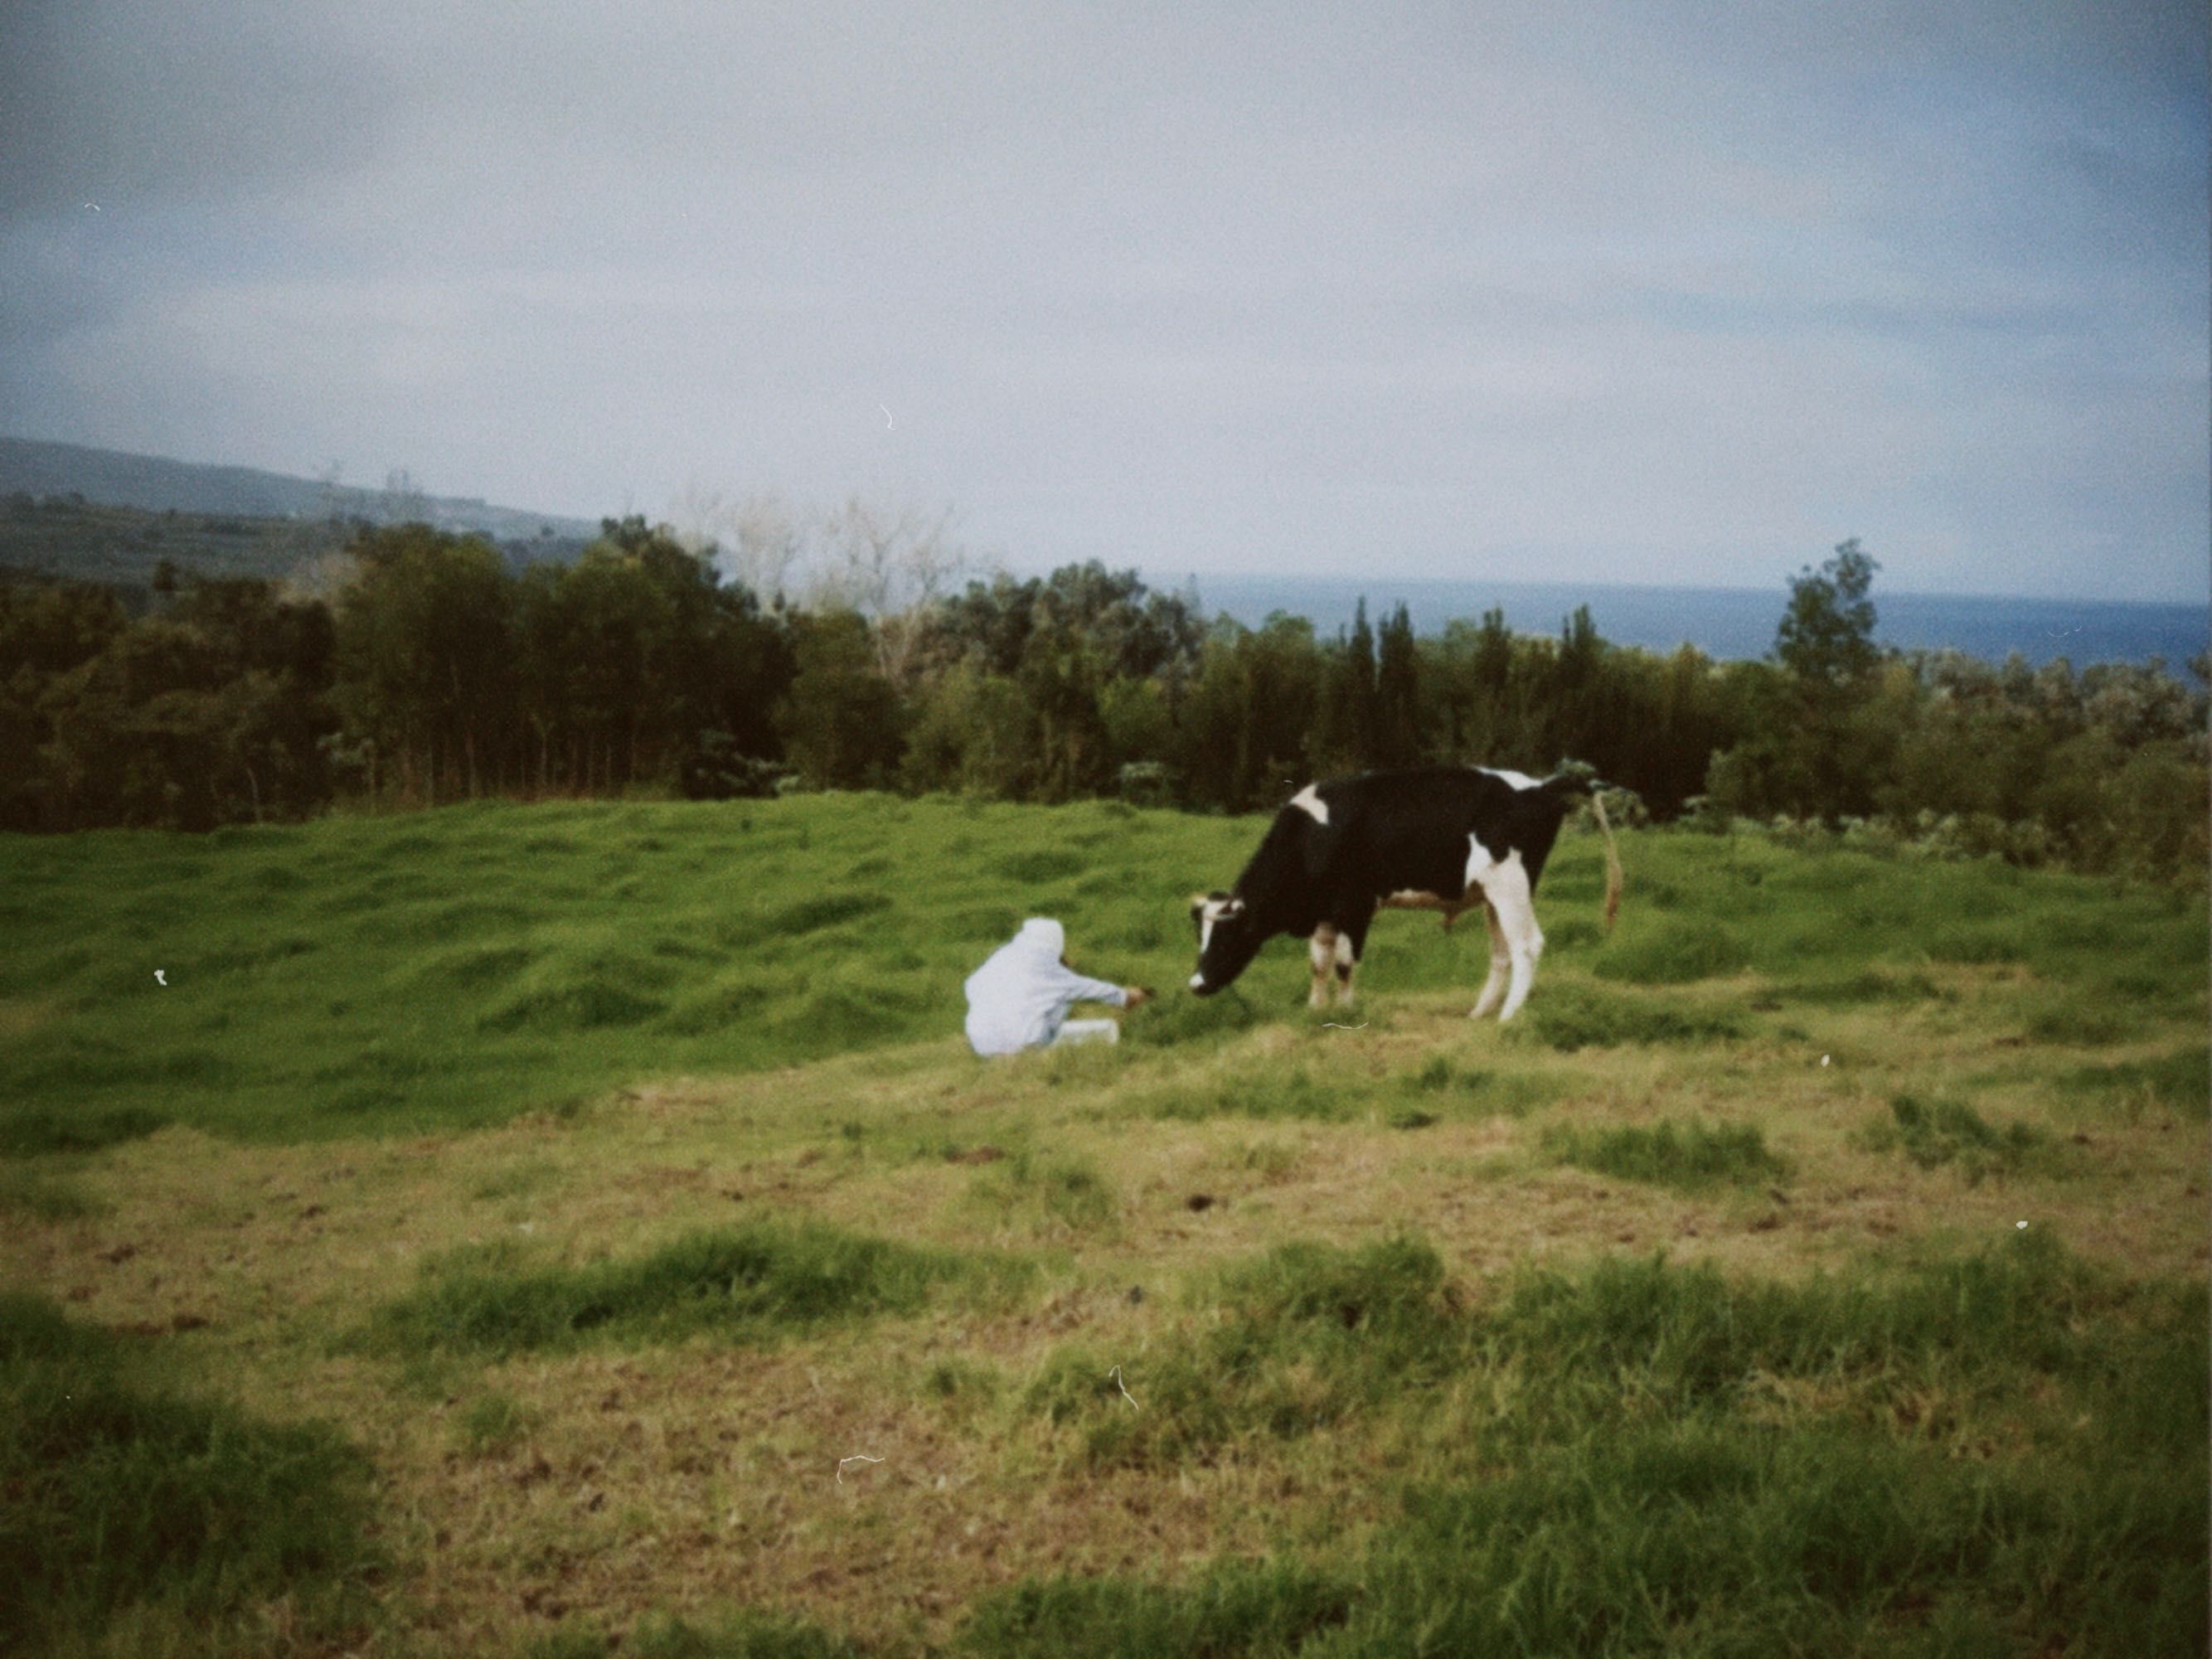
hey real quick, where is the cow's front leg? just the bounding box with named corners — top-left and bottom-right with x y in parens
top-left (1307, 923), bottom-right (1338, 1009)
top-left (1470, 895), bottom-right (1511, 1019)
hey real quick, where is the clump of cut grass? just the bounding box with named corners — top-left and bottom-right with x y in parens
top-left (1781, 969), bottom-right (1949, 1007)
top-left (2024, 1001), bottom-right (2138, 1047)
top-left (760, 892), bottom-right (892, 935)
top-left (1348, 1410), bottom-right (2205, 1659)
top-left (1859, 1094), bottom-right (2058, 1182)
top-left (2064, 1046), bottom-right (2208, 1121)
top-left (1593, 919), bottom-right (1753, 983)
top-left (1481, 1229), bottom-right (2134, 1423)
top-left (480, 977), bottom-right (667, 1032)
top-left (0, 1293), bottom-right (377, 1652)
top-left (1402, 1057), bottom-right (1551, 1118)
top-left (1137, 1065), bottom-right (1358, 1123)
top-left (1024, 1236), bottom-right (1462, 1467)
top-left (0, 1104), bottom-right (170, 1157)
top-left (956, 1558), bottom-right (1353, 1659)
top-left (964, 1150), bottom-right (1118, 1236)
top-left (0, 1165), bottom-right (104, 1220)
top-left (1237, 1138), bottom-right (1305, 1181)
top-left (1120, 986), bottom-right (1266, 1050)
top-left (1544, 1117), bottom-right (1788, 1191)
top-left (1515, 982), bottom-right (1747, 1052)
top-left (357, 1220), bottom-right (1027, 1361)
top-left (530, 1606), bottom-right (867, 1659)
top-left (1923, 924), bottom-right (2031, 965)
top-left (453, 1391), bottom-right (535, 1455)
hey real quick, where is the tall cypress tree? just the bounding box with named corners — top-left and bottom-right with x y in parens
top-left (1375, 601), bottom-right (1420, 769)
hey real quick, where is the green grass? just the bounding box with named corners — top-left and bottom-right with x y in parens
top-left (0, 797), bottom-right (2203, 1656)
top-left (1544, 1116), bottom-right (1789, 1191)
top-left (1, 797), bottom-right (2200, 1145)
top-left (356, 1218), bottom-right (1029, 1361)
top-left (1859, 1094), bottom-right (2061, 1181)
top-left (990, 1234), bottom-right (2208, 1657)
top-left (0, 1293), bottom-right (378, 1653)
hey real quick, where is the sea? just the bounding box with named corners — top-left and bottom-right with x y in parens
top-left (1164, 574), bottom-right (2208, 677)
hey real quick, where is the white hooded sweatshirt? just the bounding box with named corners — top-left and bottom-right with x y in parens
top-left (963, 918), bottom-right (1128, 1056)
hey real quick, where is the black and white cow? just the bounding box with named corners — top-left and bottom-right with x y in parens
top-left (1187, 766), bottom-right (1621, 1022)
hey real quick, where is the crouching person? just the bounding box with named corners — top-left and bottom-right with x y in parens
top-left (964, 918), bottom-right (1154, 1057)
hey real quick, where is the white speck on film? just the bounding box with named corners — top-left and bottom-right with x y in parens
top-left (837, 1454), bottom-right (884, 1482)
top-left (1109, 1365), bottom-right (1138, 1409)
top-left (1321, 1021), bottom-right (1366, 1030)
top-left (154, 969), bottom-right (167, 986)
top-left (879, 404), bottom-right (894, 429)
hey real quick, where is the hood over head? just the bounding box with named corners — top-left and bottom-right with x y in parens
top-left (1015, 917), bottom-right (1065, 957)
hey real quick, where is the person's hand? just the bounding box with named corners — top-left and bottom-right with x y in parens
top-left (1123, 986), bottom-right (1155, 1009)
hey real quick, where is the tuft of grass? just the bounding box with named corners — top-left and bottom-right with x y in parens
top-left (964, 1151), bottom-right (1119, 1236)
top-left (997, 1233), bottom-right (2207, 1658)
top-left (529, 1606), bottom-right (868, 1658)
top-left (453, 1391), bottom-right (535, 1455)
top-left (1860, 1094), bottom-right (2059, 1182)
top-left (0, 1293), bottom-right (377, 1652)
top-left (1347, 1412), bottom-right (2205, 1659)
top-left (1781, 969), bottom-right (1949, 1007)
top-left (1401, 1057), bottom-right (1552, 1118)
top-left (2023, 1000), bottom-right (2139, 1047)
top-left (955, 1558), bottom-right (1353, 1658)
top-left (1593, 919), bottom-right (1753, 983)
top-left (356, 1220), bottom-right (1027, 1361)
top-left (1516, 982), bottom-right (1747, 1052)
top-left (1136, 1065), bottom-right (1359, 1123)
top-left (0, 1165), bottom-right (104, 1220)
top-left (1544, 1117), bottom-right (1788, 1191)
top-left (760, 892), bottom-right (892, 935)
top-left (1024, 1237), bottom-right (1462, 1467)
top-left (0, 1104), bottom-right (170, 1157)
top-left (2064, 1046), bottom-right (2209, 1121)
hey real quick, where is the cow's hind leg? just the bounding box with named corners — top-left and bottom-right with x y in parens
top-left (1470, 896), bottom-right (1511, 1019)
top-left (1484, 859), bottom-right (1545, 1022)
top-left (1332, 909), bottom-right (1372, 1007)
top-left (1307, 923), bottom-right (1338, 1009)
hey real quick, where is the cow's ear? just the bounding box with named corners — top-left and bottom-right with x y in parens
top-left (1225, 896), bottom-right (1247, 916)
top-left (1187, 892), bottom-right (1209, 919)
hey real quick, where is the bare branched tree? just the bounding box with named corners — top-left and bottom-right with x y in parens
top-left (667, 483), bottom-right (975, 686)
top-left (669, 484), bottom-right (808, 605)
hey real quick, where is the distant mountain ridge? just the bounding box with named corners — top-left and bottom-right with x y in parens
top-left (0, 435), bottom-right (600, 543)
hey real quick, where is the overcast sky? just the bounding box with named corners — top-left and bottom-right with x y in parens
top-left (2, 1), bottom-right (2205, 600)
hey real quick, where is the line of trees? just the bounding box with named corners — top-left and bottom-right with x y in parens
top-left (1, 525), bottom-right (2203, 877)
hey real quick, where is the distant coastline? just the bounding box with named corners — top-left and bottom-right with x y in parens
top-left (1158, 573), bottom-right (2209, 676)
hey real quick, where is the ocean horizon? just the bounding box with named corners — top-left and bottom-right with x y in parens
top-left (1153, 573), bottom-right (2207, 677)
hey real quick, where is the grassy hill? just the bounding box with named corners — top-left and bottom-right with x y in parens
top-left (0, 435), bottom-right (599, 541)
top-left (0, 796), bottom-right (2205, 1656)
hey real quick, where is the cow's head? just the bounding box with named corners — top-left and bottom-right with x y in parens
top-left (1187, 890), bottom-right (1263, 997)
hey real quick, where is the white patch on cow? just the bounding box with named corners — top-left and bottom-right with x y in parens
top-left (1188, 972), bottom-right (1207, 992)
top-left (1477, 766), bottom-right (1542, 791)
top-left (1463, 833), bottom-right (1506, 887)
top-left (1288, 784), bottom-right (1330, 825)
top-left (1196, 895), bottom-right (1239, 958)
top-left (1384, 888), bottom-right (1446, 908)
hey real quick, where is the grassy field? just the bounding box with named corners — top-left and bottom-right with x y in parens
top-left (1, 793), bottom-right (2205, 1656)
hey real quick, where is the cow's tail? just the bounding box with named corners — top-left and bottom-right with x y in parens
top-left (1548, 765), bottom-right (1624, 932)
top-left (1591, 788), bottom-right (1623, 931)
